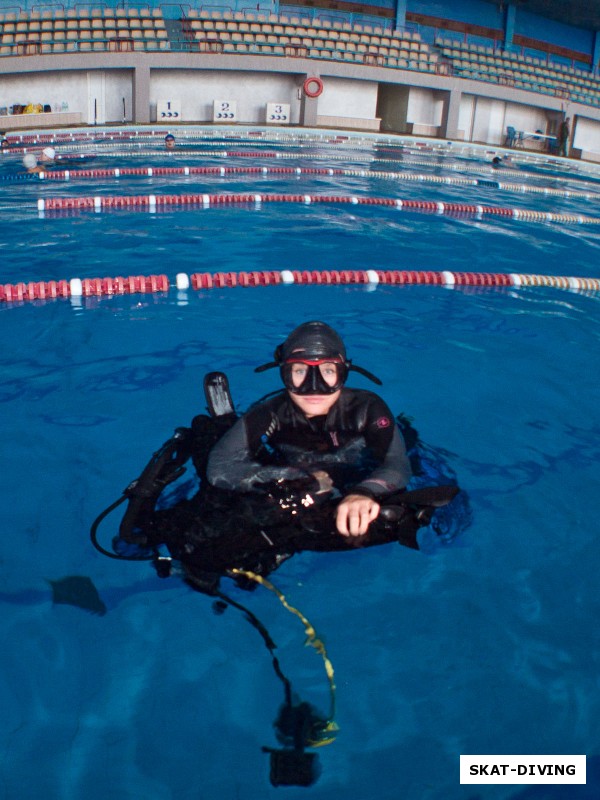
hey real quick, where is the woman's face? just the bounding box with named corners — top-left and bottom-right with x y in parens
top-left (287, 361), bottom-right (341, 417)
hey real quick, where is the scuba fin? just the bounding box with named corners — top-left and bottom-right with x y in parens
top-left (376, 485), bottom-right (460, 549)
top-left (396, 485), bottom-right (460, 508)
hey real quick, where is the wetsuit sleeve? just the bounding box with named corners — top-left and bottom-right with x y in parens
top-left (351, 397), bottom-right (412, 498)
top-left (206, 414), bottom-right (313, 492)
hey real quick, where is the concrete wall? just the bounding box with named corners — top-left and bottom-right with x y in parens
top-left (408, 0), bottom-right (594, 60)
top-left (573, 116), bottom-right (600, 155)
top-left (516, 9), bottom-right (593, 57)
top-left (470, 97), bottom-right (506, 145)
top-left (409, 0), bottom-right (503, 30)
top-left (150, 69), bottom-right (301, 125)
top-left (1, 54), bottom-right (599, 164)
top-left (0, 69), bottom-right (90, 116)
top-left (407, 86), bottom-right (444, 126)
top-left (457, 94), bottom-right (475, 140)
top-left (0, 67), bottom-right (132, 124)
top-left (317, 76), bottom-right (378, 120)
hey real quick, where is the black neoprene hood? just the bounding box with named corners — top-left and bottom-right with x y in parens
top-left (278, 321), bottom-right (346, 362)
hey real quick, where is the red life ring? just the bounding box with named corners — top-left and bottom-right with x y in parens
top-left (303, 77), bottom-right (324, 98)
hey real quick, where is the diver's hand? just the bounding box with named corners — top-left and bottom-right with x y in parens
top-left (312, 470), bottom-right (333, 495)
top-left (336, 494), bottom-right (380, 537)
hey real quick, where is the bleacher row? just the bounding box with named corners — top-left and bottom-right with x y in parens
top-left (183, 12), bottom-right (441, 70)
top-left (1, 7), bottom-right (599, 109)
top-left (436, 38), bottom-right (600, 108)
top-left (0, 7), bottom-right (168, 54)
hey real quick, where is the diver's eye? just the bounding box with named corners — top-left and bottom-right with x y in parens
top-left (290, 364), bottom-right (308, 386)
top-left (318, 363), bottom-right (339, 387)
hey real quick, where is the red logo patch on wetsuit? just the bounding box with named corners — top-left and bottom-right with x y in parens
top-left (376, 416), bottom-right (391, 429)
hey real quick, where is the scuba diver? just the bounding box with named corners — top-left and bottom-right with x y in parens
top-left (208, 320), bottom-right (412, 536)
top-left (92, 321), bottom-right (467, 787)
top-left (103, 321), bottom-right (461, 594)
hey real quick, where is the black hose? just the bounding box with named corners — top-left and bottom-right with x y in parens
top-left (90, 495), bottom-right (156, 561)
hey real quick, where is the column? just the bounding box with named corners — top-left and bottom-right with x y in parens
top-left (440, 87), bottom-right (462, 140)
top-left (503, 0), bottom-right (516, 51)
top-left (592, 31), bottom-right (600, 72)
top-left (299, 74), bottom-right (320, 127)
top-left (394, 0), bottom-right (407, 32)
top-left (133, 64), bottom-right (151, 124)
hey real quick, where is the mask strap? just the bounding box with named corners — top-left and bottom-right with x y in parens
top-left (254, 361), bottom-right (279, 373)
top-left (348, 363), bottom-right (383, 386)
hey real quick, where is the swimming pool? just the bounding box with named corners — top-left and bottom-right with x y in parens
top-left (0, 127), bottom-right (598, 799)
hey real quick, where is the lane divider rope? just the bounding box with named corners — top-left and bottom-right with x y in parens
top-left (9, 142), bottom-right (599, 194)
top-left (6, 127), bottom-right (599, 184)
top-left (29, 165), bottom-right (600, 201)
top-left (6, 132), bottom-right (465, 159)
top-left (5, 131), bottom-right (377, 149)
top-left (374, 158), bottom-right (600, 190)
top-left (34, 192), bottom-right (600, 224)
top-left (6, 129), bottom-right (584, 169)
top-left (2, 270), bottom-right (598, 305)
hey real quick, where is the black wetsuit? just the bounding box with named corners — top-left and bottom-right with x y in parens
top-left (134, 389), bottom-right (417, 586)
top-left (206, 388), bottom-right (411, 499)
top-left (113, 390), bottom-right (465, 593)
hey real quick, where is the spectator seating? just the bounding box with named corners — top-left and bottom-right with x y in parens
top-left (0, 7), bottom-right (440, 70)
top-left (435, 37), bottom-right (600, 108)
top-left (181, 11), bottom-right (442, 71)
top-left (0, 7), bottom-right (168, 54)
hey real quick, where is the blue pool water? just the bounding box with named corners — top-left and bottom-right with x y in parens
top-left (0, 128), bottom-right (599, 799)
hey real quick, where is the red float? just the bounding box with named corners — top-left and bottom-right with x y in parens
top-left (303, 76), bottom-right (324, 98)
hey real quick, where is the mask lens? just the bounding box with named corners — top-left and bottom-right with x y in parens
top-left (289, 362), bottom-right (309, 389)
top-left (283, 360), bottom-right (344, 395)
top-left (317, 362), bottom-right (341, 388)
